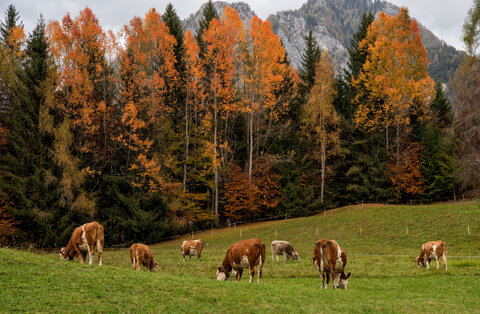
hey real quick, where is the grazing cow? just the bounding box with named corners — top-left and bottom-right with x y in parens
top-left (313, 238), bottom-right (351, 289)
top-left (181, 239), bottom-right (205, 261)
top-left (59, 221), bottom-right (104, 266)
top-left (415, 240), bottom-right (447, 270)
top-left (216, 238), bottom-right (266, 283)
top-left (271, 240), bottom-right (300, 262)
top-left (129, 243), bottom-right (159, 271)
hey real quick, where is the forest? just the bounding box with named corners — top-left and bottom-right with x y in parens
top-left (0, 0), bottom-right (479, 247)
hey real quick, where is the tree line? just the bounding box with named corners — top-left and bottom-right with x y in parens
top-left (0, 1), bottom-right (478, 247)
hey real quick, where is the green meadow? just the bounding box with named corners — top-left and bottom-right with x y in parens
top-left (1, 201), bottom-right (480, 312)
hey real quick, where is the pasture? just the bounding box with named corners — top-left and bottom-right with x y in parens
top-left (1, 201), bottom-right (480, 312)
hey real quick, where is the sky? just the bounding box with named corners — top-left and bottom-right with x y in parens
top-left (1, 0), bottom-right (473, 51)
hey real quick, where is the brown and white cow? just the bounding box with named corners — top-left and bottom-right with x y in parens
top-left (181, 239), bottom-right (204, 261)
top-left (271, 240), bottom-right (300, 262)
top-left (216, 238), bottom-right (266, 284)
top-left (59, 221), bottom-right (104, 266)
top-left (313, 238), bottom-right (351, 289)
top-left (129, 243), bottom-right (159, 271)
top-left (415, 240), bottom-right (447, 270)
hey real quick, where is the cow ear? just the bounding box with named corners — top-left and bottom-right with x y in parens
top-left (345, 272), bottom-right (351, 279)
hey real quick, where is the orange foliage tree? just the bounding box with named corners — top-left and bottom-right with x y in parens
top-left (117, 9), bottom-right (178, 193)
top-left (242, 15), bottom-right (289, 180)
top-left (353, 8), bottom-right (434, 195)
top-left (48, 8), bottom-right (115, 165)
top-left (202, 16), bottom-right (235, 221)
top-left (354, 8), bottom-right (435, 154)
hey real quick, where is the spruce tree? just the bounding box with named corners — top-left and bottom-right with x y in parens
top-left (299, 30), bottom-right (321, 93)
top-left (0, 4), bottom-right (22, 44)
top-left (420, 121), bottom-right (456, 201)
top-left (0, 17), bottom-right (59, 246)
top-left (329, 12), bottom-right (395, 206)
top-left (430, 82), bottom-right (452, 128)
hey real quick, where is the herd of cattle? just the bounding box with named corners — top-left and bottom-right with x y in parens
top-left (59, 221), bottom-right (449, 289)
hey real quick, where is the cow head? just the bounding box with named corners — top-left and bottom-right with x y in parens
top-left (150, 262), bottom-right (159, 272)
top-left (59, 247), bottom-right (73, 261)
top-left (291, 251), bottom-right (300, 261)
top-left (216, 265), bottom-right (231, 281)
top-left (338, 272), bottom-right (351, 290)
top-left (415, 256), bottom-right (426, 268)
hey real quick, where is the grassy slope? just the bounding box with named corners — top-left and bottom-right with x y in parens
top-left (1, 201), bottom-right (480, 312)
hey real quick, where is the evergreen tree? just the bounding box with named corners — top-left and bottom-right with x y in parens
top-left (420, 121), bottom-right (456, 202)
top-left (299, 30), bottom-right (321, 93)
top-left (329, 12), bottom-right (395, 206)
top-left (0, 4), bottom-right (23, 44)
top-left (430, 82), bottom-right (453, 128)
top-left (0, 17), bottom-right (60, 246)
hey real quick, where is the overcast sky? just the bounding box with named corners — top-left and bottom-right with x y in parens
top-left (1, 0), bottom-right (473, 51)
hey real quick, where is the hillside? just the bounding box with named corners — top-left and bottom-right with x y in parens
top-left (1, 202), bottom-right (479, 312)
top-left (184, 0), bottom-right (463, 83)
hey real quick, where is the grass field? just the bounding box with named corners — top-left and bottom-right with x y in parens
top-left (1, 201), bottom-right (480, 312)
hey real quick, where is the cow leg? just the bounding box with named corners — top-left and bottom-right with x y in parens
top-left (426, 259), bottom-right (430, 270)
top-left (284, 254), bottom-right (288, 262)
top-left (258, 257), bottom-right (263, 284)
top-left (331, 270), bottom-right (337, 289)
top-left (136, 254), bottom-right (141, 271)
top-left (96, 239), bottom-right (103, 266)
top-left (238, 268), bottom-right (243, 281)
top-left (435, 255), bottom-right (440, 270)
top-left (87, 243), bottom-right (94, 265)
top-left (132, 256), bottom-right (136, 270)
top-left (272, 251), bottom-right (275, 262)
top-left (335, 272), bottom-right (341, 289)
top-left (182, 254), bottom-right (185, 262)
top-left (249, 266), bottom-right (255, 284)
top-left (276, 254), bottom-right (279, 262)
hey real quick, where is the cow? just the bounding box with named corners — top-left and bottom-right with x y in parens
top-left (216, 238), bottom-right (266, 284)
top-left (271, 240), bottom-right (300, 262)
top-left (415, 240), bottom-right (448, 270)
top-left (59, 221), bottom-right (104, 266)
top-left (181, 239), bottom-right (205, 261)
top-left (313, 238), bottom-right (351, 289)
top-left (129, 243), bottom-right (159, 271)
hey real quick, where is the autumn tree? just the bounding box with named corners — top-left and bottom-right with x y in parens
top-left (354, 8), bottom-right (435, 155)
top-left (302, 52), bottom-right (340, 204)
top-left (353, 8), bottom-right (434, 196)
top-left (243, 15), bottom-right (289, 180)
top-left (202, 16), bottom-right (235, 223)
top-left (117, 8), bottom-right (178, 193)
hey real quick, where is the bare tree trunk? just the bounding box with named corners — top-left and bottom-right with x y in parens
top-left (183, 91), bottom-right (189, 192)
top-left (396, 119), bottom-right (400, 167)
top-left (248, 110), bottom-right (253, 182)
top-left (385, 123), bottom-right (389, 152)
top-left (320, 125), bottom-right (326, 204)
top-left (213, 71), bottom-right (219, 225)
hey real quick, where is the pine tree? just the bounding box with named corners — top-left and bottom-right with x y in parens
top-left (299, 30), bottom-right (321, 93)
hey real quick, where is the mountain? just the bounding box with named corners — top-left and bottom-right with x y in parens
top-left (184, 0), bottom-right (462, 83)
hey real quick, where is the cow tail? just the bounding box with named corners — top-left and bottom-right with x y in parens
top-left (261, 244), bottom-right (266, 265)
